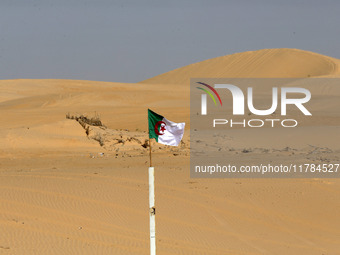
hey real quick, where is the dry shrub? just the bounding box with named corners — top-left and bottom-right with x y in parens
top-left (66, 112), bottom-right (104, 128)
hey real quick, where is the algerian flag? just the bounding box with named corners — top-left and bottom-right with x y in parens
top-left (148, 109), bottom-right (185, 146)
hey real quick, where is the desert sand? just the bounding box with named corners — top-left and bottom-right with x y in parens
top-left (0, 48), bottom-right (340, 254)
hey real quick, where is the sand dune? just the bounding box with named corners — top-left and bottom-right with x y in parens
top-left (1, 48), bottom-right (340, 254)
top-left (141, 48), bottom-right (340, 85)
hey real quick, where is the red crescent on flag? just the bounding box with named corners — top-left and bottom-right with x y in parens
top-left (154, 121), bottom-right (166, 135)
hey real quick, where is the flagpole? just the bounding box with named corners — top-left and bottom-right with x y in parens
top-left (149, 165), bottom-right (156, 255)
top-left (147, 108), bottom-right (185, 255)
top-left (148, 136), bottom-right (156, 254)
top-left (149, 138), bottom-right (152, 167)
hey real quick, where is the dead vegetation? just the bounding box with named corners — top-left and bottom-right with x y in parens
top-left (66, 112), bottom-right (104, 128)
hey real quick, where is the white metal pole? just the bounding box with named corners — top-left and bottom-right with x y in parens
top-left (149, 166), bottom-right (156, 255)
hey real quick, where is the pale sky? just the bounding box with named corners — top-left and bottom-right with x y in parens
top-left (0, 0), bottom-right (339, 82)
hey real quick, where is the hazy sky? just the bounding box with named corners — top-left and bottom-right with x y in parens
top-left (1, 0), bottom-right (339, 82)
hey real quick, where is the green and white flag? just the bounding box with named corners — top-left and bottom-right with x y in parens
top-left (148, 109), bottom-right (185, 146)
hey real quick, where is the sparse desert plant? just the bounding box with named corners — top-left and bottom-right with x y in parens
top-left (87, 112), bottom-right (103, 126)
top-left (66, 112), bottom-right (104, 127)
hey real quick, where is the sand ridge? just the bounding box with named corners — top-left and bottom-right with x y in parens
top-left (140, 48), bottom-right (340, 85)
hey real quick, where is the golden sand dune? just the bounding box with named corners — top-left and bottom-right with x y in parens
top-left (141, 48), bottom-right (340, 85)
top-left (1, 48), bottom-right (340, 254)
